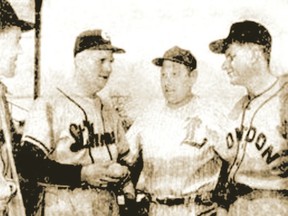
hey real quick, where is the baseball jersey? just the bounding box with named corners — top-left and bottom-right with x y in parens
top-left (0, 82), bottom-right (25, 216)
top-left (124, 96), bottom-right (229, 215)
top-left (22, 87), bottom-right (129, 216)
top-left (226, 78), bottom-right (288, 190)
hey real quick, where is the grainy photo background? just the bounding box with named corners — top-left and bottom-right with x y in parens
top-left (4, 0), bottom-right (288, 122)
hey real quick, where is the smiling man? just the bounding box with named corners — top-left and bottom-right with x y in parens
top-left (209, 20), bottom-right (288, 215)
top-left (19, 29), bottom-right (133, 216)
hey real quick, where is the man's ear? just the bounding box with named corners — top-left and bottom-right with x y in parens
top-left (250, 44), bottom-right (265, 65)
top-left (251, 50), bottom-right (259, 65)
top-left (74, 52), bottom-right (87, 73)
top-left (74, 53), bottom-right (81, 69)
top-left (189, 69), bottom-right (198, 84)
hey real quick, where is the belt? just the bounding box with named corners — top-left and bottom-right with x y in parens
top-left (154, 197), bottom-right (187, 206)
top-left (138, 192), bottom-right (198, 206)
top-left (138, 191), bottom-right (214, 207)
top-left (37, 182), bottom-right (108, 192)
top-left (38, 182), bottom-right (71, 189)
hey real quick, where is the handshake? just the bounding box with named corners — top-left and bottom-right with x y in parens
top-left (81, 161), bottom-right (131, 189)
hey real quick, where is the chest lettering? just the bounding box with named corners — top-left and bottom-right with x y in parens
top-left (226, 126), bottom-right (280, 164)
top-left (182, 117), bottom-right (208, 149)
top-left (69, 120), bottom-right (115, 152)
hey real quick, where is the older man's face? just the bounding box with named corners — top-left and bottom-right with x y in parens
top-left (0, 26), bottom-right (22, 77)
top-left (222, 43), bottom-right (261, 87)
top-left (75, 49), bottom-right (114, 96)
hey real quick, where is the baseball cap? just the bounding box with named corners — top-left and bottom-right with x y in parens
top-left (0, 0), bottom-right (34, 31)
top-left (209, 20), bottom-right (271, 54)
top-left (152, 46), bottom-right (197, 70)
top-left (74, 29), bottom-right (125, 56)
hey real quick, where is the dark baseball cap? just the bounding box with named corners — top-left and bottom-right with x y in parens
top-left (0, 0), bottom-right (34, 31)
top-left (152, 46), bottom-right (197, 70)
top-left (74, 29), bottom-right (125, 56)
top-left (209, 20), bottom-right (271, 54)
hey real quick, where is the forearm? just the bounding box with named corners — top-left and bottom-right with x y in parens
top-left (16, 141), bottom-right (82, 187)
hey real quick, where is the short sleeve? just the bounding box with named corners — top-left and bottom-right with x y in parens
top-left (115, 116), bottom-right (130, 158)
top-left (200, 102), bottom-right (232, 161)
top-left (101, 101), bottom-right (131, 161)
top-left (121, 117), bottom-right (143, 166)
top-left (22, 98), bottom-right (54, 155)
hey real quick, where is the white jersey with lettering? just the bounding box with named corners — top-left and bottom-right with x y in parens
top-left (124, 96), bottom-right (229, 216)
top-left (226, 78), bottom-right (288, 190)
top-left (22, 88), bottom-right (129, 216)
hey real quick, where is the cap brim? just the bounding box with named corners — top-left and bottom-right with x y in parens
top-left (16, 19), bottom-right (35, 31)
top-left (209, 38), bottom-right (230, 54)
top-left (152, 58), bottom-right (164, 66)
top-left (88, 45), bottom-right (125, 53)
top-left (111, 46), bottom-right (125, 54)
top-left (152, 57), bottom-right (191, 68)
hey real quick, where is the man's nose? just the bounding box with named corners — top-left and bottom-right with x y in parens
top-left (163, 76), bottom-right (173, 88)
top-left (221, 59), bottom-right (230, 71)
top-left (17, 41), bottom-right (23, 55)
top-left (103, 62), bottom-right (112, 74)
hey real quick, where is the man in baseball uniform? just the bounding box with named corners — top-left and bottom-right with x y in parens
top-left (0, 0), bottom-right (34, 215)
top-left (209, 20), bottom-right (288, 215)
top-left (124, 46), bottom-right (229, 216)
top-left (19, 29), bottom-right (133, 216)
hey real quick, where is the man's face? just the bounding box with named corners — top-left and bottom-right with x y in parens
top-left (222, 43), bottom-right (257, 86)
top-left (160, 60), bottom-right (195, 106)
top-left (0, 26), bottom-right (22, 78)
top-left (75, 50), bottom-right (114, 95)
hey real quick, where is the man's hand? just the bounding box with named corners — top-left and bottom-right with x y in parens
top-left (81, 161), bottom-right (130, 188)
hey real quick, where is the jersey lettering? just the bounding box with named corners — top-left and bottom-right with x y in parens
top-left (226, 133), bottom-right (234, 149)
top-left (226, 126), bottom-right (280, 164)
top-left (278, 120), bottom-right (288, 139)
top-left (69, 121), bottom-right (115, 152)
top-left (245, 127), bottom-right (256, 142)
top-left (182, 116), bottom-right (208, 148)
top-left (70, 123), bottom-right (85, 151)
top-left (262, 146), bottom-right (280, 164)
top-left (235, 125), bottom-right (244, 141)
top-left (255, 133), bottom-right (266, 150)
top-left (226, 126), bottom-right (246, 149)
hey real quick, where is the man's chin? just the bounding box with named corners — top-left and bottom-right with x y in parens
top-left (229, 79), bottom-right (241, 86)
top-left (0, 67), bottom-right (15, 78)
top-left (165, 97), bottom-right (183, 106)
top-left (164, 95), bottom-right (176, 103)
top-left (90, 86), bottom-right (105, 95)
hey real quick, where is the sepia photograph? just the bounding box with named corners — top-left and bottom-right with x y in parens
top-left (0, 0), bottom-right (288, 215)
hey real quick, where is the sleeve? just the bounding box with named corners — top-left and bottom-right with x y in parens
top-left (17, 141), bottom-right (82, 187)
top-left (21, 98), bottom-right (54, 155)
top-left (120, 117), bottom-right (143, 167)
top-left (105, 102), bottom-right (143, 185)
top-left (116, 117), bottom-right (130, 158)
top-left (202, 105), bottom-right (233, 162)
top-left (102, 102), bottom-right (131, 161)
